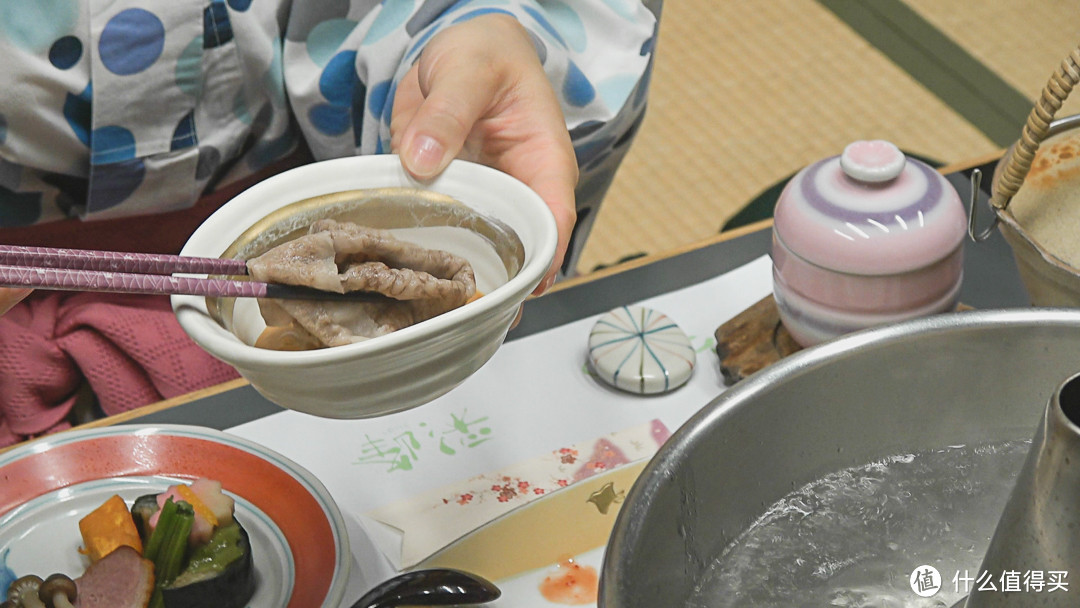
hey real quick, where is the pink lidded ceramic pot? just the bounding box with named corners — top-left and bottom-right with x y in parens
top-left (772, 140), bottom-right (967, 346)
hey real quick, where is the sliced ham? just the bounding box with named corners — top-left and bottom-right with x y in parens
top-left (74, 545), bottom-right (154, 608)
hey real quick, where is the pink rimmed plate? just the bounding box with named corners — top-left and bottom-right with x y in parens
top-left (0, 424), bottom-right (349, 607)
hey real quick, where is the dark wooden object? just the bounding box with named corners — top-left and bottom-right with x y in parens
top-left (714, 295), bottom-right (974, 386)
top-left (714, 295), bottom-right (801, 386)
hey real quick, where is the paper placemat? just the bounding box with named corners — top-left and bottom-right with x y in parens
top-left (368, 418), bottom-right (670, 570)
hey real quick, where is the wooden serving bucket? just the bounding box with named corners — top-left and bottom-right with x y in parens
top-left (984, 45), bottom-right (1080, 306)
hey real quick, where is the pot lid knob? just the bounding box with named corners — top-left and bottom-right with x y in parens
top-left (840, 140), bottom-right (906, 183)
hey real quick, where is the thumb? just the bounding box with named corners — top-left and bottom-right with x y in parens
top-left (396, 40), bottom-right (502, 179)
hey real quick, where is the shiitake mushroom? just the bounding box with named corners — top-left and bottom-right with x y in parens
top-left (2, 572), bottom-right (76, 608)
top-left (3, 575), bottom-right (45, 608)
top-left (38, 574), bottom-right (76, 608)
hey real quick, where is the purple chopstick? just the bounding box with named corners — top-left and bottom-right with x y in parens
top-left (0, 244), bottom-right (249, 276)
top-left (0, 265), bottom-right (385, 302)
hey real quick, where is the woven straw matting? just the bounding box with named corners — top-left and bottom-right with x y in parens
top-left (905, 0), bottom-right (1080, 115)
top-left (575, 0), bottom-right (1075, 274)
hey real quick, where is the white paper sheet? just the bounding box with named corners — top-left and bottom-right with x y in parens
top-left (368, 419), bottom-right (669, 569)
top-left (226, 254), bottom-right (773, 601)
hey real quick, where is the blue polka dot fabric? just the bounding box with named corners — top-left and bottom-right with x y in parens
top-left (48, 36), bottom-right (82, 69)
top-left (203, 1), bottom-right (234, 49)
top-left (91, 125), bottom-right (137, 164)
top-left (86, 3), bottom-right (206, 216)
top-left (63, 84), bottom-right (92, 146)
top-left (0, 0), bottom-right (658, 272)
top-left (99, 9), bottom-right (167, 76)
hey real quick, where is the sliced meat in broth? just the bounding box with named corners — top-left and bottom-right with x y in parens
top-left (247, 220), bottom-right (476, 348)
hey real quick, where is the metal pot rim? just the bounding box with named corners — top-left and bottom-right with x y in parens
top-left (600, 307), bottom-right (1080, 606)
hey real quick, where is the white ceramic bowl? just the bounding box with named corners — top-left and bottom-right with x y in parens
top-left (173, 155), bottom-right (557, 418)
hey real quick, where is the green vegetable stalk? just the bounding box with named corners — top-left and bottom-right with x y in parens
top-left (143, 498), bottom-right (176, 563)
top-left (144, 498), bottom-right (195, 608)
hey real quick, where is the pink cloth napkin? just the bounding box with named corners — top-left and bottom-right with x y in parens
top-left (0, 292), bottom-right (240, 446)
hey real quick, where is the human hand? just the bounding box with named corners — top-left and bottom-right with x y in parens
top-left (0, 287), bottom-right (31, 316)
top-left (391, 14), bottom-right (578, 295)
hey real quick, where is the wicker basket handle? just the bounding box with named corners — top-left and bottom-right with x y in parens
top-left (990, 44), bottom-right (1080, 210)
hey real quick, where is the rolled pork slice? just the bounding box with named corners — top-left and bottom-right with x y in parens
top-left (246, 220), bottom-right (477, 347)
top-left (247, 220), bottom-right (475, 301)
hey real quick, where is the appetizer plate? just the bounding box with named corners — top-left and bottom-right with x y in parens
top-left (0, 425), bottom-right (350, 607)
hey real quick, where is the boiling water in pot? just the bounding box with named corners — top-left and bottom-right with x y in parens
top-left (688, 441), bottom-right (1030, 608)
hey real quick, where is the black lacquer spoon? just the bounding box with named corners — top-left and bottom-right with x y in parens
top-left (351, 568), bottom-right (501, 608)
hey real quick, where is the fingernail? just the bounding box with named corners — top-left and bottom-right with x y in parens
top-left (408, 135), bottom-right (445, 177)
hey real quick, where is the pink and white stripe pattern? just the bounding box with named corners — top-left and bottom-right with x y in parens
top-left (770, 140), bottom-right (968, 346)
top-left (773, 143), bottom-right (966, 277)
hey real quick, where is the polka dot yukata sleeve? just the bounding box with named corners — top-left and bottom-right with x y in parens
top-left (0, 0), bottom-right (660, 273)
top-left (0, 0), bottom-right (662, 444)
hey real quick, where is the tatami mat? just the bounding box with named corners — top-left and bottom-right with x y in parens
top-left (575, 0), bottom-right (1079, 274)
top-left (906, 0), bottom-right (1080, 114)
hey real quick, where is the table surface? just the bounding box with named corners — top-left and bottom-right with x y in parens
top-left (105, 154), bottom-right (1028, 431)
top-left (0, 154), bottom-right (1035, 607)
